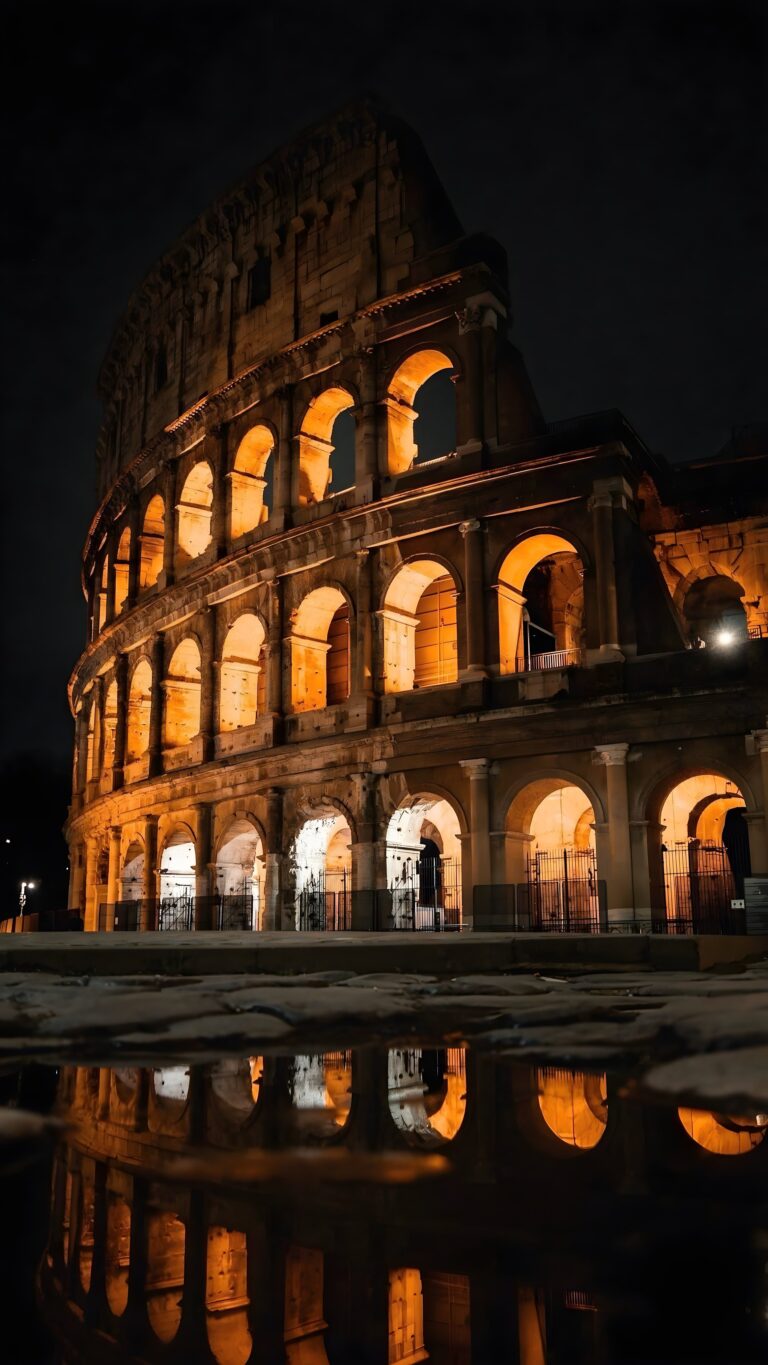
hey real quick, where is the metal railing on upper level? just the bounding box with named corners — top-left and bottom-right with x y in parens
top-left (515, 648), bottom-right (582, 673)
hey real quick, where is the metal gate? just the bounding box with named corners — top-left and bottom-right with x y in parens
top-left (659, 841), bottom-right (745, 933)
top-left (526, 848), bottom-right (603, 932)
top-left (158, 892), bottom-right (194, 932)
top-left (388, 853), bottom-right (461, 931)
top-left (215, 894), bottom-right (254, 930)
top-left (296, 869), bottom-right (351, 931)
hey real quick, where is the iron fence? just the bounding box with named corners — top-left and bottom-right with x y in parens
top-left (653, 841), bottom-right (748, 934)
top-left (524, 848), bottom-right (606, 933)
top-left (295, 870), bottom-right (352, 931)
top-left (386, 855), bottom-right (462, 931)
top-left (158, 893), bottom-right (195, 932)
top-left (515, 648), bottom-right (582, 673)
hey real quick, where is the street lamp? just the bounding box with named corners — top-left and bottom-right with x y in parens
top-left (19, 880), bottom-right (36, 913)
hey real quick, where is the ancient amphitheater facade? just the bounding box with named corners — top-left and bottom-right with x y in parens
top-left (66, 101), bottom-right (768, 936)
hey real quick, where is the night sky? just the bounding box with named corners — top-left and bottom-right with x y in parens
top-left (0, 0), bottom-right (765, 907)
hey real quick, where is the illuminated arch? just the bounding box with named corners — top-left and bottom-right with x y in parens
top-left (114, 526), bottom-right (131, 615)
top-left (386, 348), bottom-right (456, 474)
top-left (85, 691), bottom-right (100, 782)
top-left (496, 532), bottom-right (584, 674)
top-left (292, 806), bottom-right (353, 930)
top-left (387, 1047), bottom-right (467, 1145)
top-left (146, 1209), bottom-right (185, 1342)
top-left (176, 461), bottom-right (213, 565)
top-left (678, 1107), bottom-right (766, 1156)
top-left (215, 816), bottom-right (265, 929)
top-left (650, 771), bottom-right (751, 927)
top-left (290, 586), bottom-right (350, 712)
top-left (297, 386), bottom-right (355, 505)
top-left (503, 774), bottom-right (603, 928)
top-left (163, 638), bottom-right (201, 749)
top-left (219, 613), bottom-right (267, 731)
top-left (97, 554), bottom-right (109, 632)
top-left (230, 424), bottom-right (274, 539)
top-left (126, 658), bottom-right (152, 763)
top-left (105, 1195), bottom-right (131, 1317)
top-left (102, 680), bottom-right (118, 775)
top-left (681, 573), bottom-right (748, 645)
top-left (386, 794), bottom-right (464, 928)
top-left (120, 838), bottom-right (144, 901)
top-left (289, 1052), bottom-right (353, 1135)
top-left (206, 1227), bottom-right (252, 1365)
top-left (537, 1069), bottom-right (608, 1149)
top-left (381, 558), bottom-right (458, 692)
top-left (139, 494), bottom-right (165, 590)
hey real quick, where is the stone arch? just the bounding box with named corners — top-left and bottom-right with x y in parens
top-left (386, 791), bottom-right (464, 929)
top-left (680, 570), bottom-right (749, 645)
top-left (536, 1068), bottom-right (608, 1151)
top-left (219, 612), bottom-right (267, 731)
top-left (120, 837), bottom-right (144, 901)
top-left (641, 762), bottom-right (757, 827)
top-left (176, 460), bottom-right (213, 566)
top-left (290, 585), bottom-right (351, 712)
top-left (158, 824), bottom-right (197, 907)
top-left (501, 769), bottom-right (606, 835)
top-left (297, 385), bottom-right (356, 505)
top-left (385, 347), bottom-right (458, 475)
top-left (97, 553), bottom-right (109, 632)
top-left (163, 637), bottom-right (201, 749)
top-left (496, 530), bottom-right (586, 674)
top-left (102, 679), bottom-right (118, 775)
top-left (501, 771), bottom-right (605, 916)
top-left (215, 814), bottom-right (265, 930)
top-left (126, 656), bottom-right (152, 763)
top-left (230, 423), bottom-right (275, 539)
top-left (85, 689), bottom-right (100, 782)
top-left (114, 526), bottom-right (131, 615)
top-left (380, 557), bottom-right (460, 692)
top-left (139, 493), bottom-right (165, 590)
top-left (291, 798), bottom-right (355, 930)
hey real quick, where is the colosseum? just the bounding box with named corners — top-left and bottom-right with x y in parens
top-left (65, 98), bottom-right (768, 939)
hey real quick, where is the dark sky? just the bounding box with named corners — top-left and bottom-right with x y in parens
top-left (1, 0), bottom-right (765, 777)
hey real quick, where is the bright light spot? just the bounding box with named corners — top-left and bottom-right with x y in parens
top-left (715, 630), bottom-right (734, 647)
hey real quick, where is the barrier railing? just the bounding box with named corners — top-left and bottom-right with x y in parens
top-left (515, 648), bottom-right (582, 673)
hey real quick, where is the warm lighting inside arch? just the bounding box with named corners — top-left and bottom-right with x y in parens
top-left (678, 1107), bottom-right (767, 1156)
top-left (114, 526), bottom-right (131, 615)
top-left (497, 533), bottom-right (583, 674)
top-left (146, 1209), bottom-right (185, 1342)
top-left (297, 386), bottom-right (355, 505)
top-left (386, 348), bottom-right (455, 474)
top-left (381, 560), bottom-right (458, 692)
top-left (102, 680), bottom-right (118, 775)
top-left (176, 461), bottom-right (213, 565)
top-left (537, 1068), bottom-right (608, 1149)
top-left (139, 494), bottom-right (165, 590)
top-left (290, 586), bottom-right (350, 712)
top-left (230, 425), bottom-right (274, 539)
top-left (163, 638), bottom-right (201, 749)
top-left (219, 614), bottom-right (266, 731)
top-left (126, 658), bottom-right (152, 763)
top-left (206, 1226), bottom-right (251, 1365)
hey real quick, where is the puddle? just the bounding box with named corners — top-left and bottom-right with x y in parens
top-left (4, 1041), bottom-right (768, 1363)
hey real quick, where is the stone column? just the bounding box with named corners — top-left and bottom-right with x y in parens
top-left (112, 653), bottom-right (128, 791)
top-left (751, 728), bottom-right (768, 871)
top-left (355, 347), bottom-right (379, 496)
top-left (147, 633), bottom-right (164, 776)
top-left (354, 549), bottom-right (374, 699)
top-left (460, 759), bottom-right (493, 907)
top-left (263, 787), bottom-right (284, 931)
top-left (594, 743), bottom-right (634, 924)
top-left (97, 1069), bottom-right (111, 1120)
top-left (351, 772), bottom-right (378, 930)
top-left (459, 518), bottom-right (488, 679)
top-left (84, 837), bottom-right (99, 932)
top-left (208, 424), bottom-right (229, 558)
top-left (84, 1161), bottom-right (109, 1325)
top-left (198, 608), bottom-right (216, 762)
top-left (161, 461), bottom-right (177, 587)
top-left (194, 803), bottom-right (213, 929)
top-left (120, 1177), bottom-right (150, 1354)
top-left (589, 483), bottom-right (622, 658)
top-left (75, 705), bottom-right (89, 797)
top-left (105, 533), bottom-right (117, 626)
top-left (127, 507), bottom-right (141, 607)
top-left (275, 385), bottom-right (293, 522)
top-left (92, 677), bottom-right (105, 783)
top-left (68, 843), bottom-right (85, 914)
top-left (106, 825), bottom-right (122, 928)
top-left (141, 816), bottom-right (158, 932)
top-left (457, 306), bottom-right (484, 454)
top-left (266, 577), bottom-right (284, 721)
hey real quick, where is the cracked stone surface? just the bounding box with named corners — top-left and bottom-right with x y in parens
top-left (3, 961), bottom-right (768, 1109)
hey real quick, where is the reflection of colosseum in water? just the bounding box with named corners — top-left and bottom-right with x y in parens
top-left (66, 98), bottom-right (768, 936)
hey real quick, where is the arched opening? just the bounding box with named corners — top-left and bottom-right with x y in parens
top-left (159, 829), bottom-right (196, 930)
top-left (389, 1268), bottom-right (426, 1365)
top-left (298, 386), bottom-right (355, 505)
top-left (678, 1108), bottom-right (767, 1156)
top-left (139, 494), bottom-right (165, 591)
top-left (537, 1069), bottom-right (608, 1149)
top-left (114, 526), bottom-right (131, 615)
top-left (209, 1058), bottom-right (262, 1118)
top-left (506, 778), bottom-right (601, 932)
top-left (497, 534), bottom-right (584, 674)
top-left (105, 1195), bottom-right (130, 1317)
top-left (284, 1246), bottom-right (329, 1363)
top-left (77, 1162), bottom-right (95, 1293)
top-left (381, 560), bottom-right (458, 693)
top-left (655, 773), bottom-right (750, 930)
top-left (121, 840), bottom-right (144, 903)
top-left (152, 1067), bottom-right (190, 1110)
top-left (146, 1208), bottom-right (185, 1342)
top-left (289, 1053), bottom-right (353, 1137)
top-left (176, 461), bottom-right (213, 566)
top-left (386, 797), bottom-right (462, 929)
top-left (230, 426), bottom-right (274, 540)
top-left (215, 818), bottom-right (264, 930)
top-left (290, 587), bottom-right (350, 713)
top-left (206, 1226), bottom-right (252, 1365)
top-left (102, 681), bottom-right (118, 777)
top-left (219, 615), bottom-right (267, 731)
top-left (387, 1047), bottom-right (467, 1145)
top-left (386, 349), bottom-right (456, 474)
top-left (85, 694), bottom-right (100, 783)
top-left (163, 639), bottom-right (201, 750)
top-left (683, 574), bottom-right (748, 647)
top-left (97, 555), bottom-right (109, 632)
top-left (126, 658), bottom-right (152, 763)
top-left (292, 810), bottom-right (352, 930)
